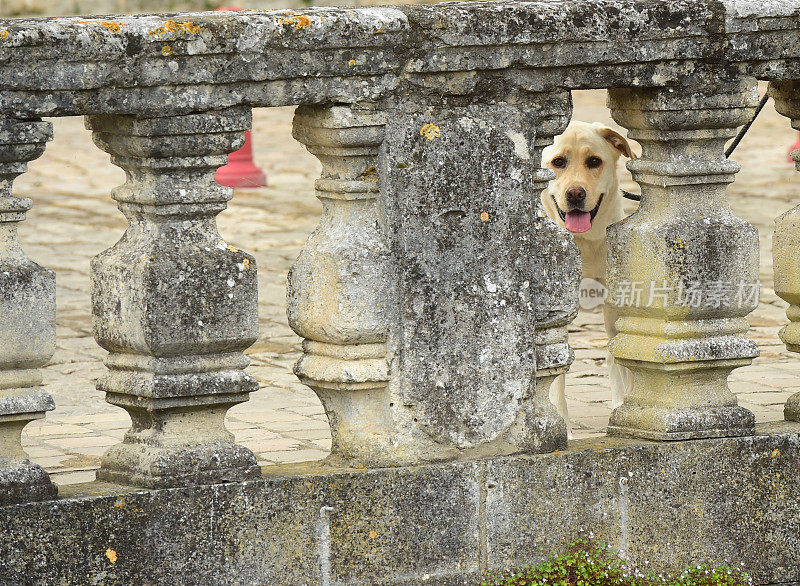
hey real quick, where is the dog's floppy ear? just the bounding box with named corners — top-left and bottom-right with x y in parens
top-left (600, 127), bottom-right (637, 159)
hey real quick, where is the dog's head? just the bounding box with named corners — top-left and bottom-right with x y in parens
top-left (541, 121), bottom-right (635, 235)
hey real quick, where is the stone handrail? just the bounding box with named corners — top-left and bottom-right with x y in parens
top-left (2, 0), bottom-right (800, 501)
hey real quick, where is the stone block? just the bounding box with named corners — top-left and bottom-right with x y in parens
top-left (1, 427), bottom-right (800, 583)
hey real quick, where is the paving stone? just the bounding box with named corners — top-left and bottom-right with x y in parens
top-left (50, 435), bottom-right (117, 449)
top-left (47, 470), bottom-right (96, 484)
top-left (263, 420), bottom-right (333, 433)
top-left (283, 429), bottom-right (333, 441)
top-left (31, 456), bottom-right (71, 469)
top-left (232, 429), bottom-right (283, 442)
top-left (24, 423), bottom-right (92, 438)
top-left (260, 448), bottom-right (329, 464)
top-left (247, 438), bottom-right (305, 453)
top-left (736, 391), bottom-right (794, 405)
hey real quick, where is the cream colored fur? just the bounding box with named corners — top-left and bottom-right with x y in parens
top-left (539, 121), bottom-right (635, 438)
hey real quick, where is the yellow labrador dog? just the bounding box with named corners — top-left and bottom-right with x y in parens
top-left (540, 121), bottom-right (636, 437)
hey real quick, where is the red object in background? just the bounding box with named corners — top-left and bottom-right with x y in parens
top-left (213, 7), bottom-right (267, 188)
top-left (789, 131), bottom-right (800, 163)
top-left (215, 130), bottom-right (268, 188)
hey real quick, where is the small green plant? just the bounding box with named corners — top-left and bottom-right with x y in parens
top-left (479, 537), bottom-right (751, 586)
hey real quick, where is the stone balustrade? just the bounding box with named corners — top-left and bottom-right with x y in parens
top-left (3, 2), bottom-right (800, 580)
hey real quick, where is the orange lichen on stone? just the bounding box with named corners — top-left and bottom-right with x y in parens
top-left (100, 22), bottom-right (125, 33)
top-left (420, 123), bottom-right (441, 141)
top-left (480, 211), bottom-right (490, 222)
top-left (149, 21), bottom-right (199, 37)
top-left (105, 548), bottom-right (117, 563)
top-left (772, 448), bottom-right (781, 458)
top-left (161, 45), bottom-right (172, 56)
top-left (348, 59), bottom-right (357, 67)
top-left (369, 530), bottom-right (378, 539)
top-left (277, 14), bottom-right (313, 29)
top-left (70, 20), bottom-right (125, 33)
top-left (0, 31), bottom-right (8, 39)
top-left (293, 15), bottom-right (311, 28)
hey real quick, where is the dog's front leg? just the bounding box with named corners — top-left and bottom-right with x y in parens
top-left (603, 303), bottom-right (633, 408)
top-left (548, 374), bottom-right (572, 439)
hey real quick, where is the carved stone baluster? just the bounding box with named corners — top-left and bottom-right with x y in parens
top-left (0, 118), bottom-right (57, 504)
top-left (289, 105), bottom-right (393, 465)
top-left (767, 81), bottom-right (800, 421)
top-left (86, 108), bottom-right (260, 488)
top-left (605, 79), bottom-right (760, 439)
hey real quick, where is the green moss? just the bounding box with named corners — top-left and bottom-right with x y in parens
top-left (479, 538), bottom-right (751, 586)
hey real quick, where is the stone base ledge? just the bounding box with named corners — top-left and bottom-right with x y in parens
top-left (2, 422), bottom-right (800, 584)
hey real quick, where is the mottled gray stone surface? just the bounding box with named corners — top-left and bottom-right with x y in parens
top-left (380, 99), bottom-right (568, 458)
top-left (603, 79), bottom-right (761, 441)
top-left (0, 118), bottom-right (57, 504)
top-left (286, 94), bottom-right (579, 466)
top-left (288, 105), bottom-right (395, 466)
top-left (2, 0), bottom-right (800, 578)
top-left (484, 425), bottom-right (800, 581)
top-left (1, 424), bottom-right (800, 584)
top-left (604, 79), bottom-right (761, 441)
top-left (86, 108), bottom-right (261, 488)
top-left (1, 1), bottom-right (800, 118)
top-left (526, 91), bottom-right (579, 390)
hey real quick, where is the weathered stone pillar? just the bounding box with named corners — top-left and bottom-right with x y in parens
top-left (0, 119), bottom-right (57, 504)
top-left (767, 80), bottom-right (800, 421)
top-left (529, 92), bottom-right (581, 402)
top-left (288, 98), bottom-right (576, 466)
top-left (383, 98), bottom-right (573, 458)
top-left (86, 108), bottom-right (260, 488)
top-left (289, 105), bottom-right (393, 465)
top-left (605, 79), bottom-right (760, 440)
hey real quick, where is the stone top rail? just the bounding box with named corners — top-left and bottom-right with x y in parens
top-left (0, 0), bottom-right (799, 117)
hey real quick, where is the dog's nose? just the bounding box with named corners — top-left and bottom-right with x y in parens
top-left (565, 186), bottom-right (587, 207)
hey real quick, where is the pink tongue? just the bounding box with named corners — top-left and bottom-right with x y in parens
top-left (565, 210), bottom-right (592, 233)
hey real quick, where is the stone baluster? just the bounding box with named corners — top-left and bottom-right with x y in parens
top-left (85, 108), bottom-right (260, 488)
top-left (0, 118), bottom-right (58, 504)
top-left (289, 105), bottom-right (393, 465)
top-left (605, 79), bottom-right (760, 439)
top-left (767, 80), bottom-right (800, 421)
top-left (529, 92), bottom-right (581, 402)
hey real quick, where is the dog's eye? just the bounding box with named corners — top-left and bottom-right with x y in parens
top-left (552, 157), bottom-right (566, 168)
top-left (586, 156), bottom-right (602, 169)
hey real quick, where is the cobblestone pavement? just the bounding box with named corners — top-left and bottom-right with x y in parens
top-left (13, 88), bottom-right (800, 484)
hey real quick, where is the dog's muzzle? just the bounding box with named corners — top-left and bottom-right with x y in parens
top-left (553, 193), bottom-right (603, 234)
